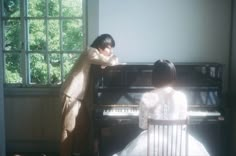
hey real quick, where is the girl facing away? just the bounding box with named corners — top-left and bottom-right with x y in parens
top-left (112, 59), bottom-right (210, 156)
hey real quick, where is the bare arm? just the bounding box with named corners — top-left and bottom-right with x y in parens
top-left (87, 48), bottom-right (119, 66)
top-left (177, 92), bottom-right (188, 119)
top-left (139, 94), bottom-right (149, 129)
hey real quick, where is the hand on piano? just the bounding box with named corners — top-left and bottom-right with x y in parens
top-left (117, 62), bottom-right (127, 65)
top-left (101, 65), bottom-right (106, 69)
top-left (100, 62), bottom-right (127, 69)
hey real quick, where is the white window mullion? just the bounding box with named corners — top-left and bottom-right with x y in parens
top-left (21, 0), bottom-right (28, 86)
top-left (2, 0), bottom-right (86, 87)
top-left (0, 0), bottom-right (6, 154)
top-left (46, 0), bottom-right (50, 85)
top-left (83, 0), bottom-right (87, 49)
top-left (59, 0), bottom-right (64, 82)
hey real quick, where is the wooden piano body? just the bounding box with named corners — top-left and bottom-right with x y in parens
top-left (91, 62), bottom-right (227, 156)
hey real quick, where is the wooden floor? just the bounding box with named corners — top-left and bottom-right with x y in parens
top-left (6, 152), bottom-right (97, 156)
top-left (6, 122), bottom-right (228, 156)
top-left (7, 153), bottom-right (58, 156)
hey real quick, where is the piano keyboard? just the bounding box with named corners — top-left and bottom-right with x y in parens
top-left (102, 109), bottom-right (221, 117)
top-left (188, 110), bottom-right (221, 117)
top-left (103, 109), bottom-right (139, 116)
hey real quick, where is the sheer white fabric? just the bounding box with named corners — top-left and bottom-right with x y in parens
top-left (112, 87), bottom-right (210, 156)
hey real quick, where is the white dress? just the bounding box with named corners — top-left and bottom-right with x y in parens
top-left (112, 87), bottom-right (210, 156)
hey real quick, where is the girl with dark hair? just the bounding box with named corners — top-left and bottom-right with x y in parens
top-left (112, 60), bottom-right (210, 156)
top-left (152, 59), bottom-right (176, 88)
top-left (90, 34), bottom-right (115, 49)
top-left (60, 34), bottom-right (119, 156)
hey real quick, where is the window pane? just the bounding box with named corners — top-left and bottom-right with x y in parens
top-left (48, 20), bottom-right (60, 51)
top-left (3, 0), bottom-right (20, 17)
top-left (63, 53), bottom-right (80, 79)
top-left (2, 0), bottom-right (86, 86)
top-left (28, 20), bottom-right (46, 51)
top-left (48, 0), bottom-right (59, 17)
top-left (62, 19), bottom-right (84, 51)
top-left (28, 0), bottom-right (46, 17)
top-left (49, 53), bottom-right (61, 84)
top-left (4, 19), bottom-right (21, 51)
top-left (4, 53), bottom-right (22, 83)
top-left (29, 53), bottom-right (47, 84)
top-left (62, 0), bottom-right (83, 17)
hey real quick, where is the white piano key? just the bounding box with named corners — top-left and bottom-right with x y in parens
top-left (103, 109), bottom-right (221, 117)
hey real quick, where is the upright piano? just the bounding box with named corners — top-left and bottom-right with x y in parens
top-left (92, 62), bottom-right (227, 156)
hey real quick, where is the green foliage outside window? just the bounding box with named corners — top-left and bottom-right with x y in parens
top-left (2, 0), bottom-right (85, 86)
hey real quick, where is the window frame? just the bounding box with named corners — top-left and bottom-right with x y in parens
top-left (1, 0), bottom-right (87, 89)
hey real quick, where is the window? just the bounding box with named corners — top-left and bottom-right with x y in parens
top-left (2, 0), bottom-right (86, 86)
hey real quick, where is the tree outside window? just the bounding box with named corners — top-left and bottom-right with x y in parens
top-left (2, 0), bottom-right (86, 86)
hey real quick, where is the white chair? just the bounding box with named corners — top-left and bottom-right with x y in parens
top-left (147, 118), bottom-right (188, 156)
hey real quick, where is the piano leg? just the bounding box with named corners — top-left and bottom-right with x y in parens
top-left (93, 138), bottom-right (99, 156)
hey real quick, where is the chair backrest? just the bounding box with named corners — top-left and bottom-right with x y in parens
top-left (147, 118), bottom-right (188, 156)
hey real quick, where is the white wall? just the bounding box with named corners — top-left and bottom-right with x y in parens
top-left (98, 0), bottom-right (231, 64)
top-left (87, 0), bottom-right (99, 45)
